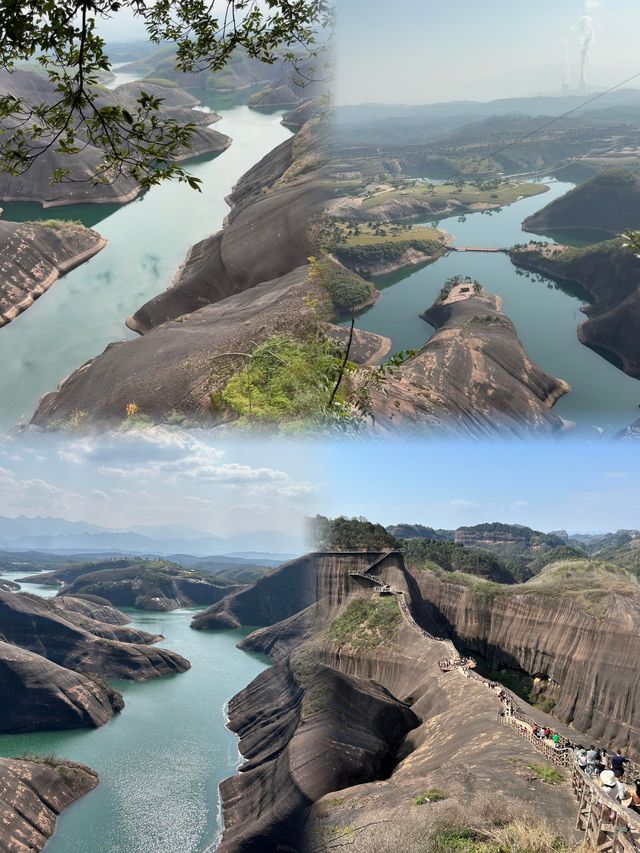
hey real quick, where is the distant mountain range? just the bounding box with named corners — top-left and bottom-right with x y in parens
top-left (0, 515), bottom-right (302, 559)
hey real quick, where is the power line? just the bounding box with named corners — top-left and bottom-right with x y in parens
top-left (445, 69), bottom-right (640, 184)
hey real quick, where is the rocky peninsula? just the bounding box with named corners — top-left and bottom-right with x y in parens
top-left (0, 220), bottom-right (106, 328)
top-left (0, 756), bottom-right (98, 852)
top-left (0, 589), bottom-right (189, 686)
top-left (31, 117), bottom-right (334, 428)
top-left (365, 278), bottom-right (570, 436)
top-left (0, 70), bottom-right (231, 207)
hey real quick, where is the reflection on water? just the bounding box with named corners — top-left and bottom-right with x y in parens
top-left (0, 104), bottom-right (291, 430)
top-left (347, 178), bottom-right (640, 434)
top-left (0, 577), bottom-right (269, 853)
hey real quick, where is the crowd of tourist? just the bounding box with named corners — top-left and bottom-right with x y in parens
top-left (498, 691), bottom-right (640, 815)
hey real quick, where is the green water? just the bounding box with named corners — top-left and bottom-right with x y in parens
top-left (349, 179), bottom-right (640, 435)
top-left (0, 575), bottom-right (269, 853)
top-left (0, 98), bottom-right (291, 430)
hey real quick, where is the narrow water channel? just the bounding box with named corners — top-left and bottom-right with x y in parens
top-left (350, 178), bottom-right (640, 435)
top-left (0, 572), bottom-right (268, 853)
top-left (0, 98), bottom-right (291, 431)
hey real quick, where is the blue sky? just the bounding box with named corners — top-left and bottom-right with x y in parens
top-left (2, 432), bottom-right (638, 538)
top-left (0, 430), bottom-right (320, 542)
top-left (336, 0), bottom-right (640, 103)
top-left (320, 440), bottom-right (640, 533)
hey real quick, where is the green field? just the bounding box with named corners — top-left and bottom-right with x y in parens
top-left (343, 223), bottom-right (444, 247)
top-left (361, 181), bottom-right (548, 211)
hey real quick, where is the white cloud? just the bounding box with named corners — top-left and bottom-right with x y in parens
top-left (450, 499), bottom-right (480, 509)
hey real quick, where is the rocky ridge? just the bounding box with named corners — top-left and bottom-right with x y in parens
top-left (0, 756), bottom-right (98, 853)
top-left (198, 550), bottom-right (587, 851)
top-left (0, 220), bottom-right (106, 328)
top-left (365, 281), bottom-right (570, 436)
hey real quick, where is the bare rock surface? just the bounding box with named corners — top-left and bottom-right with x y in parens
top-left (0, 756), bottom-right (98, 853)
top-left (206, 549), bottom-right (630, 851)
top-left (368, 282), bottom-right (570, 436)
top-left (0, 70), bottom-right (230, 206)
top-left (0, 589), bottom-right (189, 680)
top-left (0, 220), bottom-right (106, 327)
top-left (0, 640), bottom-right (123, 733)
top-left (31, 120), bottom-right (332, 429)
top-left (412, 564), bottom-right (640, 754)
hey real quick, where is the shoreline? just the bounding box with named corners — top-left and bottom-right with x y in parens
top-left (0, 235), bottom-right (108, 329)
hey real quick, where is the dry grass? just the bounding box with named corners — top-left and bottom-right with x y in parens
top-left (309, 791), bottom-right (582, 853)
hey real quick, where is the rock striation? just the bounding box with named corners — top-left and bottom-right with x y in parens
top-left (367, 281), bottom-right (570, 436)
top-left (0, 640), bottom-right (123, 733)
top-left (0, 70), bottom-right (230, 206)
top-left (0, 756), bottom-right (98, 853)
top-left (0, 589), bottom-right (190, 680)
top-left (204, 549), bottom-right (585, 851)
top-left (412, 561), bottom-right (640, 755)
top-left (0, 220), bottom-right (106, 328)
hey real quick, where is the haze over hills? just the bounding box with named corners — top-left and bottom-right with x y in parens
top-left (0, 515), bottom-right (303, 557)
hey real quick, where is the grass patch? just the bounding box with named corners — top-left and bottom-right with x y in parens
top-left (328, 597), bottom-right (401, 652)
top-left (214, 333), bottom-right (345, 424)
top-left (24, 218), bottom-right (84, 230)
top-left (527, 763), bottom-right (564, 785)
top-left (342, 222), bottom-right (442, 246)
top-left (361, 180), bottom-right (547, 211)
top-left (413, 788), bottom-right (448, 805)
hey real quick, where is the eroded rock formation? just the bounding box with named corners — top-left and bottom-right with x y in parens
top-left (0, 756), bottom-right (98, 853)
top-left (0, 220), bottom-right (106, 327)
top-left (367, 281), bottom-right (570, 436)
top-left (0, 590), bottom-right (189, 680)
top-left (31, 118), bottom-right (333, 429)
top-left (410, 561), bottom-right (640, 754)
top-left (0, 71), bottom-right (231, 207)
top-left (203, 550), bottom-right (585, 852)
top-left (0, 640), bottom-right (123, 733)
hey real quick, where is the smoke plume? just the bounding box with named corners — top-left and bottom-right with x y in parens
top-left (579, 0), bottom-right (601, 91)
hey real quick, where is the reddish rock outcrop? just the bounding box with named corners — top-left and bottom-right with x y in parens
top-left (0, 641), bottom-right (123, 733)
top-left (0, 756), bottom-right (98, 853)
top-left (412, 568), bottom-right (640, 755)
top-left (0, 590), bottom-right (190, 681)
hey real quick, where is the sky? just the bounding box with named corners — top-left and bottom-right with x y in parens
top-left (1, 432), bottom-right (638, 540)
top-left (336, 0), bottom-right (640, 104)
top-left (321, 440), bottom-right (640, 534)
top-left (0, 429), bottom-right (320, 544)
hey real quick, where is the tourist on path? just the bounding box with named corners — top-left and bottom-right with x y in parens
top-left (586, 746), bottom-right (599, 776)
top-left (628, 779), bottom-right (640, 815)
top-left (611, 750), bottom-right (630, 779)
